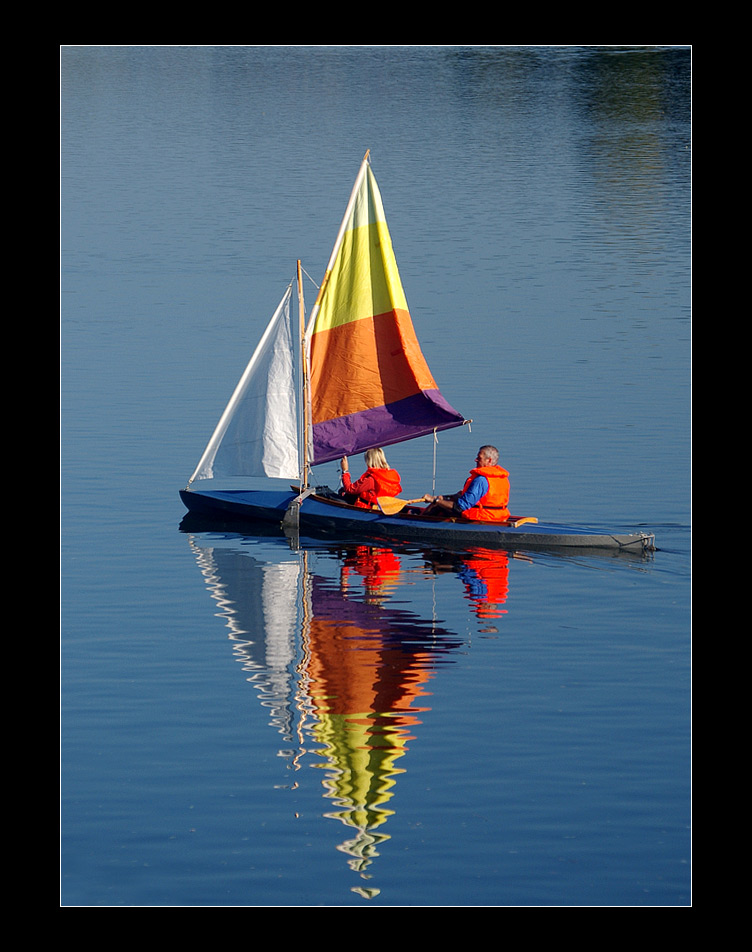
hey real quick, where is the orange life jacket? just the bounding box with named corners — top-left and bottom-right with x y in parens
top-left (369, 467), bottom-right (402, 498)
top-left (346, 467), bottom-right (402, 508)
top-left (459, 465), bottom-right (510, 523)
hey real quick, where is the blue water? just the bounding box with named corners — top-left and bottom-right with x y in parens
top-left (61, 45), bottom-right (691, 907)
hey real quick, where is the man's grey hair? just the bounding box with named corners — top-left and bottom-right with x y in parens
top-left (479, 445), bottom-right (499, 464)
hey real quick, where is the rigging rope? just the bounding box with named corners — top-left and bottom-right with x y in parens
top-left (432, 430), bottom-right (438, 495)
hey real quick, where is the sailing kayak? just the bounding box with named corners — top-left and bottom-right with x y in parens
top-left (179, 487), bottom-right (655, 553)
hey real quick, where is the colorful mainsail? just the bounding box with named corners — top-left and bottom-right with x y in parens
top-left (306, 158), bottom-right (465, 466)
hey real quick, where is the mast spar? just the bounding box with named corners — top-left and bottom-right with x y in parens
top-left (297, 259), bottom-right (310, 490)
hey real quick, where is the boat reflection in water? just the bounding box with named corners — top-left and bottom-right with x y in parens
top-left (181, 523), bottom-right (508, 897)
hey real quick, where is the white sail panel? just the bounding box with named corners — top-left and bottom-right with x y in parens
top-left (189, 285), bottom-right (300, 482)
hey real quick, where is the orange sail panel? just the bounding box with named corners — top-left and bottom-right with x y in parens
top-left (308, 163), bottom-right (464, 465)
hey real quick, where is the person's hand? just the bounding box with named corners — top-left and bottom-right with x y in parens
top-left (341, 456), bottom-right (348, 473)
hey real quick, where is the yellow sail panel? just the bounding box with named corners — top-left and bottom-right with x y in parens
top-left (313, 224), bottom-right (408, 333)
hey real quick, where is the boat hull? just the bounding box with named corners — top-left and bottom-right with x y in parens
top-left (180, 488), bottom-right (655, 553)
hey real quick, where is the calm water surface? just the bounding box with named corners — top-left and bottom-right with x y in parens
top-left (61, 46), bottom-right (691, 906)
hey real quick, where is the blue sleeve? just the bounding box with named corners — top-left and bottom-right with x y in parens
top-left (456, 476), bottom-right (488, 511)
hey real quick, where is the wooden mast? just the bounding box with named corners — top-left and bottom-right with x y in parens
top-left (297, 259), bottom-right (310, 490)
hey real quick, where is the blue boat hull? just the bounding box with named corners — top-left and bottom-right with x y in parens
top-left (179, 488), bottom-right (655, 553)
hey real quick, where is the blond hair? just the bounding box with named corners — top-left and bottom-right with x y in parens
top-left (365, 447), bottom-right (389, 469)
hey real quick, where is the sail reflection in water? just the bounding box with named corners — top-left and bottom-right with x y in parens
top-left (305, 548), bottom-right (462, 884)
top-left (189, 539), bottom-right (303, 748)
top-left (183, 532), bottom-right (501, 894)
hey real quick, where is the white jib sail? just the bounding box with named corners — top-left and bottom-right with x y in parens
top-left (188, 284), bottom-right (301, 482)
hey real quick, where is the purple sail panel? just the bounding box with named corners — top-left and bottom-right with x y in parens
top-left (312, 389), bottom-right (465, 465)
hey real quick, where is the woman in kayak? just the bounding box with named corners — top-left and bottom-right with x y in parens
top-left (340, 448), bottom-right (402, 509)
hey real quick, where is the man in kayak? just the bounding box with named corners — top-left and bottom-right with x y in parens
top-left (424, 445), bottom-right (510, 523)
